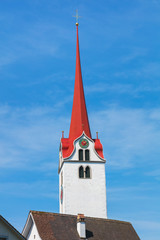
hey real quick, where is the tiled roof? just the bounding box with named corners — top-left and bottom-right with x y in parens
top-left (31, 211), bottom-right (140, 240)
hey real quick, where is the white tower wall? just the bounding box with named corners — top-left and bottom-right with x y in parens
top-left (59, 162), bottom-right (107, 218)
top-left (59, 134), bottom-right (107, 219)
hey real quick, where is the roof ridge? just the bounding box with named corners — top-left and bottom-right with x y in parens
top-left (30, 211), bottom-right (131, 225)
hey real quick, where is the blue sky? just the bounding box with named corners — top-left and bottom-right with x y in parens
top-left (0, 0), bottom-right (160, 239)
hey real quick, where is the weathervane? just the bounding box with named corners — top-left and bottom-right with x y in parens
top-left (73, 10), bottom-right (81, 26)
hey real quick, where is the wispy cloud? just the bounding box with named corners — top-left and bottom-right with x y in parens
top-left (0, 54), bottom-right (17, 68)
top-left (136, 62), bottom-right (160, 78)
top-left (107, 185), bottom-right (153, 193)
top-left (120, 47), bottom-right (147, 63)
top-left (145, 169), bottom-right (160, 180)
top-left (1, 105), bottom-right (160, 171)
top-left (85, 82), bottom-right (160, 97)
top-left (0, 180), bottom-right (58, 199)
top-left (85, 83), bottom-right (133, 94)
top-left (0, 18), bottom-right (70, 70)
top-left (114, 62), bottom-right (160, 80)
top-left (0, 105), bottom-right (68, 170)
top-left (130, 219), bottom-right (160, 240)
top-left (134, 219), bottom-right (160, 231)
top-left (90, 108), bottom-right (160, 168)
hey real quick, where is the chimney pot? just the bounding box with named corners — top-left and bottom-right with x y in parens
top-left (77, 214), bottom-right (86, 239)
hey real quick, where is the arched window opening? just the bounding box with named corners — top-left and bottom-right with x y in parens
top-left (79, 166), bottom-right (84, 178)
top-left (79, 149), bottom-right (83, 161)
top-left (85, 166), bottom-right (90, 178)
top-left (85, 149), bottom-right (90, 161)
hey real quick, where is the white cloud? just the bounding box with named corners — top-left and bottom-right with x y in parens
top-left (133, 219), bottom-right (160, 231)
top-left (0, 54), bottom-right (17, 68)
top-left (114, 62), bottom-right (160, 80)
top-left (0, 105), bottom-right (160, 172)
top-left (120, 48), bottom-right (147, 63)
top-left (107, 184), bottom-right (155, 202)
top-left (0, 19), bottom-right (70, 70)
top-left (85, 83), bottom-right (133, 94)
top-left (0, 180), bottom-right (58, 199)
top-left (145, 169), bottom-right (160, 180)
top-left (85, 82), bottom-right (160, 98)
top-left (0, 105), bottom-right (68, 170)
top-left (90, 108), bottom-right (160, 168)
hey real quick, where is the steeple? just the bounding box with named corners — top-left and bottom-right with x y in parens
top-left (60, 21), bottom-right (104, 160)
top-left (69, 23), bottom-right (91, 140)
top-left (59, 21), bottom-right (107, 218)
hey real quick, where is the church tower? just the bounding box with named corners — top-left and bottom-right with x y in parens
top-left (58, 21), bottom-right (107, 219)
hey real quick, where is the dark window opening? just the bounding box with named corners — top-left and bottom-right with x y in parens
top-left (85, 166), bottom-right (90, 178)
top-left (85, 149), bottom-right (90, 161)
top-left (79, 166), bottom-right (84, 178)
top-left (79, 149), bottom-right (83, 161)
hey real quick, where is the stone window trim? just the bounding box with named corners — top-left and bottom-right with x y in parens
top-left (78, 166), bottom-right (91, 179)
top-left (78, 149), bottom-right (90, 161)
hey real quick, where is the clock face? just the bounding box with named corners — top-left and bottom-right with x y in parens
top-left (79, 138), bottom-right (89, 148)
top-left (60, 186), bottom-right (63, 204)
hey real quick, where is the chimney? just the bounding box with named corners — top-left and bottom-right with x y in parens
top-left (77, 214), bottom-right (86, 239)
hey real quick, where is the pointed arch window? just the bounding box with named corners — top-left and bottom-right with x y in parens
top-left (79, 149), bottom-right (90, 161)
top-left (85, 166), bottom-right (90, 178)
top-left (79, 149), bottom-right (83, 161)
top-left (85, 149), bottom-right (90, 161)
top-left (79, 166), bottom-right (84, 178)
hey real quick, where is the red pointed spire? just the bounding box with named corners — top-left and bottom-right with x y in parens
top-left (69, 24), bottom-right (91, 140)
top-left (61, 23), bottom-right (104, 159)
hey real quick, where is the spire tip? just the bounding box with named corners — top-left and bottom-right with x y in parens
top-left (73, 10), bottom-right (81, 27)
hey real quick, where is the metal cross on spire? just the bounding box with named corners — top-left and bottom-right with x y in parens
top-left (73, 10), bottom-right (81, 26)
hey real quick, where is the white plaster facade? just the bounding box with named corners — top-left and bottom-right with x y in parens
top-left (59, 133), bottom-right (107, 218)
top-left (22, 213), bottom-right (41, 240)
top-left (0, 216), bottom-right (25, 240)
